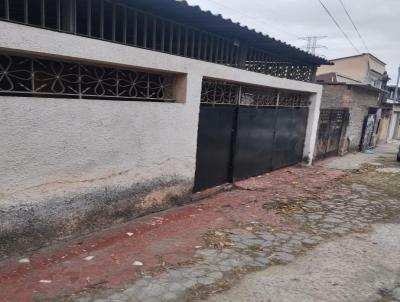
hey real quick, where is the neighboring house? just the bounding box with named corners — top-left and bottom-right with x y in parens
top-left (388, 104), bottom-right (400, 141)
top-left (386, 85), bottom-right (400, 103)
top-left (378, 103), bottom-right (400, 143)
top-left (381, 86), bottom-right (400, 142)
top-left (377, 105), bottom-right (392, 143)
top-left (317, 53), bottom-right (387, 89)
top-left (316, 72), bottom-right (362, 85)
top-left (316, 53), bottom-right (389, 155)
top-left (315, 81), bottom-right (381, 153)
top-left (0, 0), bottom-right (329, 252)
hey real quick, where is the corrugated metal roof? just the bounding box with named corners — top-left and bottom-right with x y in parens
top-left (125, 0), bottom-right (331, 66)
top-left (178, 0), bottom-right (329, 64)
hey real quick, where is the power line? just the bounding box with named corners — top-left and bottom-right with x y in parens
top-left (299, 36), bottom-right (328, 55)
top-left (317, 0), bottom-right (360, 54)
top-left (338, 0), bottom-right (369, 53)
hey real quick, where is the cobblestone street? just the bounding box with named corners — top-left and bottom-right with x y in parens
top-left (69, 144), bottom-right (400, 302)
top-left (89, 187), bottom-right (400, 302)
top-left (1, 144), bottom-right (399, 302)
top-left (2, 0), bottom-right (400, 301)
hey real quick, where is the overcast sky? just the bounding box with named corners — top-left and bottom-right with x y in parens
top-left (186, 0), bottom-right (400, 84)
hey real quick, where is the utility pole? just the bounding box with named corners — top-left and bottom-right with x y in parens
top-left (299, 36), bottom-right (328, 55)
top-left (394, 65), bottom-right (400, 103)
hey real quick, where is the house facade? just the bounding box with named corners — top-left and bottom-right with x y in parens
top-left (317, 53), bottom-right (387, 89)
top-left (381, 85), bottom-right (400, 142)
top-left (316, 53), bottom-right (388, 155)
top-left (386, 85), bottom-right (400, 103)
top-left (316, 83), bottom-right (381, 153)
top-left (0, 0), bottom-right (328, 253)
top-left (388, 104), bottom-right (400, 141)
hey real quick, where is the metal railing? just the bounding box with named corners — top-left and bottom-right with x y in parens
top-left (0, 0), bottom-right (315, 82)
top-left (0, 0), bottom-right (240, 67)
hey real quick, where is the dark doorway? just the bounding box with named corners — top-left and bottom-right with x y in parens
top-left (316, 108), bottom-right (349, 159)
top-left (360, 114), bottom-right (377, 151)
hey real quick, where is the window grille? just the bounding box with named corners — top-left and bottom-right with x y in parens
top-left (201, 79), bottom-right (310, 108)
top-left (0, 0), bottom-right (316, 82)
top-left (200, 80), bottom-right (239, 105)
top-left (240, 86), bottom-right (278, 107)
top-left (0, 53), bottom-right (176, 102)
top-left (278, 91), bottom-right (310, 107)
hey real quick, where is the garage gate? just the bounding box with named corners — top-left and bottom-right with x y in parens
top-left (194, 80), bottom-right (310, 192)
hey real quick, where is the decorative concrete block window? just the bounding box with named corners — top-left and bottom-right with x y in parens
top-left (0, 53), bottom-right (179, 102)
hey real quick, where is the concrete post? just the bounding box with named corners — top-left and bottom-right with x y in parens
top-left (388, 112), bottom-right (398, 142)
top-left (394, 65), bottom-right (400, 102)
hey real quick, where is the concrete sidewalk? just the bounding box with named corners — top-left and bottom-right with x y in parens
top-left (320, 142), bottom-right (399, 170)
top-left (0, 143), bottom-right (398, 302)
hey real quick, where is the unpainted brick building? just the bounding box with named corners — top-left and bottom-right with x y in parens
top-left (320, 83), bottom-right (381, 152)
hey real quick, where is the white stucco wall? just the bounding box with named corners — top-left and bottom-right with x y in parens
top-left (0, 21), bottom-right (323, 252)
top-left (0, 93), bottom-right (200, 203)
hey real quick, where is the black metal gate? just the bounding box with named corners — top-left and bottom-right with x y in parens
top-left (316, 109), bottom-right (349, 159)
top-left (233, 107), bottom-right (275, 180)
top-left (194, 105), bottom-right (237, 191)
top-left (271, 107), bottom-right (309, 170)
top-left (194, 80), bottom-right (310, 192)
top-left (233, 107), bottom-right (308, 181)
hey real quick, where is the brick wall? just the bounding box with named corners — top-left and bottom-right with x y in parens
top-left (349, 86), bottom-right (380, 151)
top-left (320, 84), bottom-right (380, 152)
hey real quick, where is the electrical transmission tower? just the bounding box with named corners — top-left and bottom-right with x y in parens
top-left (299, 36), bottom-right (328, 55)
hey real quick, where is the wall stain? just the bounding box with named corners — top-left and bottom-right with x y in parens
top-left (0, 176), bottom-right (193, 259)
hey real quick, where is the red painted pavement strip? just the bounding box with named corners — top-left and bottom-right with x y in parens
top-left (0, 165), bottom-right (344, 302)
